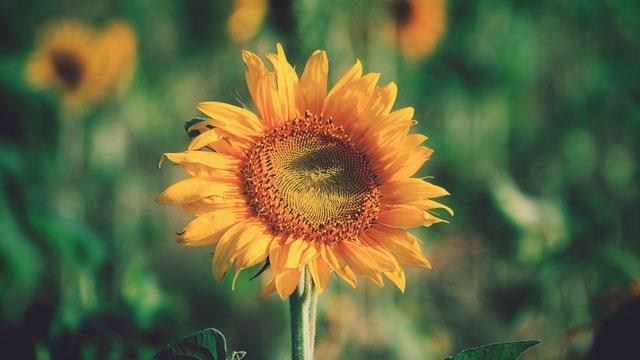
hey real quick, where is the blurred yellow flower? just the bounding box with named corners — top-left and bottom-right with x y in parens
top-left (156, 43), bottom-right (451, 299)
top-left (227, 0), bottom-right (268, 43)
top-left (390, 0), bottom-right (447, 60)
top-left (26, 20), bottom-right (137, 110)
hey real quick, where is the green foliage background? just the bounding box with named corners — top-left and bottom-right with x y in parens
top-left (1, 0), bottom-right (639, 359)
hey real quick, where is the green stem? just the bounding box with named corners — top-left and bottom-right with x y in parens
top-left (289, 269), bottom-right (317, 360)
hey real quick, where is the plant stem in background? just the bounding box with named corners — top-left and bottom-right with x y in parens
top-left (289, 268), bottom-right (317, 360)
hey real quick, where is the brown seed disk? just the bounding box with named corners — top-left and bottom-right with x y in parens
top-left (242, 111), bottom-right (381, 243)
top-left (52, 51), bottom-right (84, 90)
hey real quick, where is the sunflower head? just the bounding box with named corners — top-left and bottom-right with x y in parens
top-left (156, 43), bottom-right (451, 299)
top-left (388, 0), bottom-right (447, 60)
top-left (26, 20), bottom-right (137, 110)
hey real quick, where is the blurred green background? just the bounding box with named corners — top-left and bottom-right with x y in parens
top-left (1, 0), bottom-right (639, 359)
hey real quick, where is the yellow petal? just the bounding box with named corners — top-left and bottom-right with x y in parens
top-left (268, 43), bottom-right (300, 122)
top-left (298, 243), bottom-right (319, 269)
top-left (275, 268), bottom-right (301, 299)
top-left (254, 71), bottom-right (283, 128)
top-left (380, 178), bottom-right (450, 203)
top-left (212, 218), bottom-right (264, 281)
top-left (268, 236), bottom-right (302, 298)
top-left (242, 50), bottom-right (268, 105)
top-left (405, 134), bottom-right (428, 147)
top-left (299, 50), bottom-right (328, 115)
top-left (187, 128), bottom-right (224, 151)
top-left (258, 278), bottom-right (277, 299)
top-left (377, 205), bottom-right (444, 228)
top-left (363, 244), bottom-right (398, 273)
top-left (384, 266), bottom-right (406, 293)
top-left (326, 59), bottom-right (362, 99)
top-left (324, 72), bottom-right (380, 127)
top-left (405, 199), bottom-right (454, 216)
top-left (321, 243), bottom-right (356, 288)
top-left (337, 240), bottom-right (381, 276)
top-left (181, 197), bottom-right (247, 216)
top-left (161, 151), bottom-right (240, 171)
top-left (174, 209), bottom-right (251, 246)
top-left (384, 146), bottom-right (433, 182)
top-left (363, 107), bottom-right (414, 147)
top-left (366, 273), bottom-right (385, 287)
top-left (196, 101), bottom-right (264, 134)
top-left (284, 239), bottom-right (309, 269)
top-left (307, 257), bottom-right (331, 293)
top-left (367, 225), bottom-right (432, 269)
top-left (155, 178), bottom-right (236, 205)
top-left (357, 82), bottom-right (398, 130)
top-left (231, 230), bottom-right (273, 289)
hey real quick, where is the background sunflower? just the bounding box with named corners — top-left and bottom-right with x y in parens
top-left (25, 20), bottom-right (136, 111)
top-left (1, 0), bottom-right (639, 359)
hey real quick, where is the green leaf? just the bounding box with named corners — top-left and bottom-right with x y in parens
top-left (153, 328), bottom-right (234, 360)
top-left (444, 340), bottom-right (540, 360)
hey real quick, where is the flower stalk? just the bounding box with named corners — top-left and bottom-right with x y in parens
top-left (289, 268), bottom-right (317, 360)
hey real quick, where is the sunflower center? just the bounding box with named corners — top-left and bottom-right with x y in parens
top-left (392, 0), bottom-right (413, 26)
top-left (52, 51), bottom-right (84, 90)
top-left (243, 112), bottom-right (381, 242)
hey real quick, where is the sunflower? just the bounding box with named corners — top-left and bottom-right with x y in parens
top-left (156, 44), bottom-right (451, 299)
top-left (389, 0), bottom-right (447, 60)
top-left (91, 22), bottom-right (137, 98)
top-left (226, 0), bottom-right (294, 43)
top-left (26, 21), bottom-right (137, 109)
top-left (227, 0), bottom-right (268, 43)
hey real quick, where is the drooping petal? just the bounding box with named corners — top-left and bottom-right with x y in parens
top-left (366, 273), bottom-right (385, 287)
top-left (258, 277), bottom-right (277, 299)
top-left (275, 268), bottom-right (301, 299)
top-left (174, 208), bottom-right (253, 246)
top-left (267, 236), bottom-right (303, 299)
top-left (284, 238), bottom-right (309, 269)
top-left (212, 218), bottom-right (266, 281)
top-left (231, 227), bottom-right (273, 289)
top-left (307, 257), bottom-right (331, 293)
top-left (384, 266), bottom-right (406, 293)
top-left (321, 243), bottom-right (357, 288)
